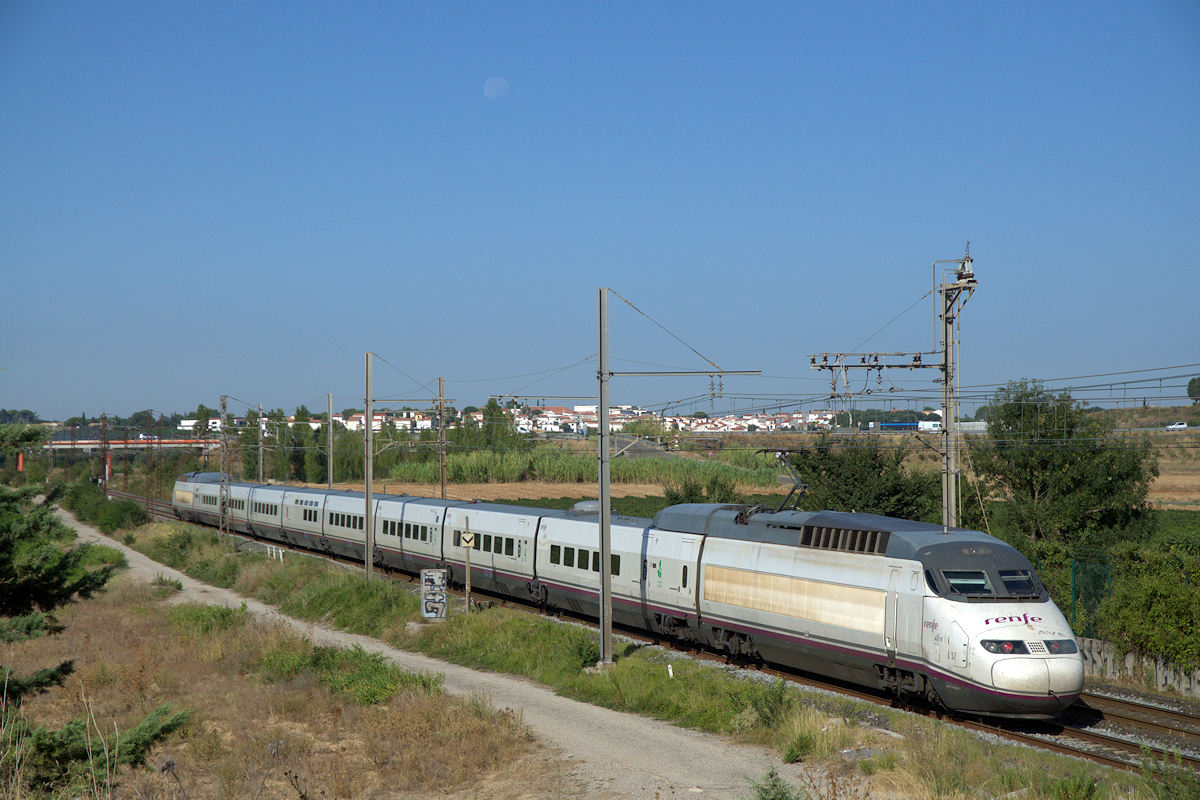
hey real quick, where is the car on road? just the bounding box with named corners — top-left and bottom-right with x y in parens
top-left (1166, 421), bottom-right (1188, 431)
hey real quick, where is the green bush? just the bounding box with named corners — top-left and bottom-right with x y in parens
top-left (1096, 552), bottom-right (1200, 671)
top-left (59, 482), bottom-right (147, 533)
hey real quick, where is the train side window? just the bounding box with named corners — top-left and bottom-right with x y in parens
top-left (576, 548), bottom-right (588, 570)
top-left (611, 554), bottom-right (620, 576)
top-left (453, 530), bottom-right (461, 547)
top-left (564, 547), bottom-right (575, 568)
top-left (421, 526), bottom-right (428, 542)
top-left (494, 537), bottom-right (503, 554)
top-left (472, 535), bottom-right (481, 551)
top-left (505, 538), bottom-right (514, 556)
top-left (483, 534), bottom-right (492, 551)
top-left (682, 565), bottom-right (688, 588)
top-left (550, 544), bottom-right (561, 565)
top-left (592, 551), bottom-right (600, 572)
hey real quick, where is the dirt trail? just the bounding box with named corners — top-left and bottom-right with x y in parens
top-left (60, 509), bottom-right (806, 799)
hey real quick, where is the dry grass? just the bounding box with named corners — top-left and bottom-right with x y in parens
top-left (9, 579), bottom-right (580, 799)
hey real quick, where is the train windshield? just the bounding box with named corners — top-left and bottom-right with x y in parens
top-left (999, 569), bottom-right (1041, 598)
top-left (941, 570), bottom-right (994, 596)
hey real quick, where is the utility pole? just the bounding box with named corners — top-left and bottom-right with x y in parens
top-left (932, 249), bottom-right (977, 529)
top-left (327, 393), bottom-right (334, 490)
top-left (438, 377), bottom-right (447, 500)
top-left (463, 517), bottom-right (473, 611)
top-left (809, 247), bottom-right (977, 528)
top-left (364, 352), bottom-right (375, 580)
top-left (144, 427), bottom-right (153, 512)
top-left (99, 413), bottom-right (108, 495)
top-left (219, 395), bottom-right (229, 539)
top-left (257, 403), bottom-right (264, 483)
top-left (595, 287), bottom-right (759, 665)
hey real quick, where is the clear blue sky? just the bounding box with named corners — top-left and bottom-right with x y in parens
top-left (3, 2), bottom-right (1198, 422)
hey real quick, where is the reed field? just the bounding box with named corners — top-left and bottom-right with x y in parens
top-left (384, 444), bottom-right (782, 487)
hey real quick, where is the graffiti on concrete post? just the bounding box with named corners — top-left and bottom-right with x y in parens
top-left (421, 568), bottom-right (448, 619)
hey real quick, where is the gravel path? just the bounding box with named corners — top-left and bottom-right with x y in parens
top-left (62, 511), bottom-right (805, 799)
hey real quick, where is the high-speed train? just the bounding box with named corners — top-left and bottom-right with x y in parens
top-left (172, 472), bottom-right (1084, 717)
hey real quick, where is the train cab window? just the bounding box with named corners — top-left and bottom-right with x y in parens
top-left (999, 570), bottom-right (1040, 598)
top-left (564, 547), bottom-right (575, 568)
top-left (505, 538), bottom-right (514, 556)
top-left (550, 545), bottom-right (561, 565)
top-left (925, 570), bottom-right (940, 594)
top-left (942, 570), bottom-right (995, 596)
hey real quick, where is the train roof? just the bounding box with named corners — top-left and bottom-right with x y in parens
top-left (652, 503), bottom-right (1012, 561)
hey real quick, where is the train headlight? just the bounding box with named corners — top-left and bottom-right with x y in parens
top-left (980, 640), bottom-right (1029, 655)
top-left (1044, 639), bottom-right (1078, 654)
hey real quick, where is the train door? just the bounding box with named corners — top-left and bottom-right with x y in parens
top-left (678, 539), bottom-right (696, 606)
top-left (516, 517), bottom-right (532, 567)
top-left (885, 568), bottom-right (901, 662)
top-left (896, 569), bottom-right (924, 657)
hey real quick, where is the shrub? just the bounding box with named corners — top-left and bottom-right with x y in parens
top-left (746, 768), bottom-right (806, 800)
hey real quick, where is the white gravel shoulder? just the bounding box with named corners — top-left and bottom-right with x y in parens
top-left (63, 511), bottom-right (805, 799)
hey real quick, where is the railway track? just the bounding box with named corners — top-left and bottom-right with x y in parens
top-left (107, 490), bottom-right (1200, 776)
top-left (1075, 691), bottom-right (1200, 748)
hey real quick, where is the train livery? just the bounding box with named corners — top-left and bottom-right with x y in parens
top-left (172, 472), bottom-right (1084, 718)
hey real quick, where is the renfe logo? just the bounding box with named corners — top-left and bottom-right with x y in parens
top-left (985, 613), bottom-right (1043, 626)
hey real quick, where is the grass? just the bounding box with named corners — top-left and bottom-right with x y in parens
top-left (5, 580), bottom-right (562, 799)
top-left (107, 518), bottom-right (1185, 800)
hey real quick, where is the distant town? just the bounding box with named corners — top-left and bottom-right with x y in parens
top-left (175, 405), bottom-right (976, 436)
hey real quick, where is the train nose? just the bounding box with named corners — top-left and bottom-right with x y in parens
top-left (992, 656), bottom-right (1084, 699)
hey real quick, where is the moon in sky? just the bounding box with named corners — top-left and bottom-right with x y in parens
top-left (483, 76), bottom-right (509, 100)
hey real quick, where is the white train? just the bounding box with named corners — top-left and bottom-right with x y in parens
top-left (172, 472), bottom-right (1084, 717)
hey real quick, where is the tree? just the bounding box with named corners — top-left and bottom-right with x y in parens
top-left (1189, 376), bottom-right (1200, 406)
top-left (786, 437), bottom-right (940, 522)
top-left (968, 380), bottom-right (1158, 546)
top-left (1, 425), bottom-right (187, 792)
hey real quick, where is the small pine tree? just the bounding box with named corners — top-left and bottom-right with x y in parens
top-left (1, 424), bottom-right (189, 794)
